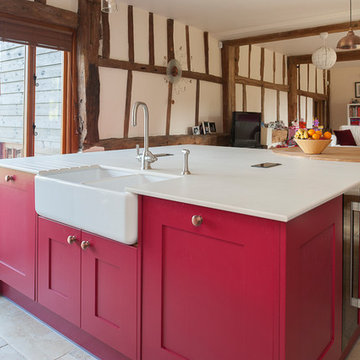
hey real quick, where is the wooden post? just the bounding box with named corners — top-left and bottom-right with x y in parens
top-left (149, 13), bottom-right (154, 65)
top-left (222, 45), bottom-right (235, 133)
top-left (287, 60), bottom-right (297, 124)
top-left (77, 0), bottom-right (101, 147)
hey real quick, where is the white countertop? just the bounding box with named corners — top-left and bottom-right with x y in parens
top-left (1, 145), bottom-right (360, 222)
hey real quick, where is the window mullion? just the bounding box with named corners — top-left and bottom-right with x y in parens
top-left (25, 45), bottom-right (36, 157)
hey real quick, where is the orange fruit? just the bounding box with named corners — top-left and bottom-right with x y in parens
top-left (316, 130), bottom-right (322, 135)
top-left (312, 133), bottom-right (321, 140)
top-left (308, 129), bottom-right (315, 136)
top-left (323, 131), bottom-right (332, 139)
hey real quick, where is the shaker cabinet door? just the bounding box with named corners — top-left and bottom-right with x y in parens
top-left (81, 232), bottom-right (138, 360)
top-left (38, 217), bottom-right (81, 326)
top-left (0, 168), bottom-right (36, 299)
top-left (142, 197), bottom-right (280, 360)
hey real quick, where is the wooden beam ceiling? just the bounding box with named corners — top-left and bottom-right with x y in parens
top-left (289, 50), bottom-right (360, 64)
top-left (223, 20), bottom-right (360, 46)
top-left (0, 0), bottom-right (78, 30)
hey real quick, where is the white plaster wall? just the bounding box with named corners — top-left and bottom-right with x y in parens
top-left (263, 49), bottom-right (273, 83)
top-left (199, 82), bottom-right (223, 133)
top-left (189, 26), bottom-right (205, 73)
top-left (154, 14), bottom-right (168, 66)
top-left (174, 21), bottom-right (188, 71)
top-left (133, 7), bottom-right (149, 64)
top-left (98, 67), bottom-right (127, 139)
top-left (308, 65), bottom-right (316, 93)
top-left (330, 64), bottom-right (360, 130)
top-left (250, 45), bottom-right (261, 80)
top-left (109, 2), bottom-right (128, 61)
top-left (246, 86), bottom-right (261, 112)
top-left (275, 53), bottom-right (283, 84)
top-left (307, 97), bottom-right (313, 127)
top-left (46, 0), bottom-right (78, 12)
top-left (235, 84), bottom-right (243, 111)
top-left (317, 69), bottom-right (324, 94)
top-left (279, 91), bottom-right (288, 125)
top-left (170, 80), bottom-right (196, 135)
top-left (264, 89), bottom-right (277, 124)
top-left (129, 72), bottom-right (168, 137)
top-left (239, 45), bottom-right (249, 77)
top-left (299, 96), bottom-right (306, 121)
top-left (208, 37), bottom-right (222, 77)
top-left (299, 64), bottom-right (307, 91)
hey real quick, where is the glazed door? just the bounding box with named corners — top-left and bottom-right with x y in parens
top-left (38, 217), bottom-right (81, 326)
top-left (81, 232), bottom-right (138, 360)
top-left (141, 197), bottom-right (280, 360)
top-left (0, 168), bottom-right (35, 299)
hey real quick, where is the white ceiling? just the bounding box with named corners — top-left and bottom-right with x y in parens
top-left (126, 0), bottom-right (359, 40)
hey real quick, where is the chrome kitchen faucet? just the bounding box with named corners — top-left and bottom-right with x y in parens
top-left (131, 102), bottom-right (158, 170)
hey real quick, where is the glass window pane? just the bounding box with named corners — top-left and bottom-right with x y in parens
top-left (0, 41), bottom-right (26, 159)
top-left (34, 47), bottom-right (64, 156)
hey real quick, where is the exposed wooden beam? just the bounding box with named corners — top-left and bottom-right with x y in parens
top-left (287, 62), bottom-right (297, 123)
top-left (77, 0), bottom-right (101, 147)
top-left (166, 83), bottom-right (173, 135)
top-left (0, 0), bottom-right (78, 29)
top-left (243, 85), bottom-right (247, 111)
top-left (222, 20), bottom-right (360, 46)
top-left (185, 25), bottom-right (191, 71)
top-left (204, 31), bottom-right (209, 75)
top-left (167, 19), bottom-right (174, 61)
top-left (282, 55), bottom-right (286, 85)
top-left (195, 80), bottom-right (200, 126)
top-left (98, 57), bottom-right (223, 84)
top-left (222, 45), bottom-right (236, 132)
top-left (289, 49), bottom-right (360, 64)
top-left (248, 45), bottom-right (251, 78)
top-left (123, 70), bottom-right (133, 138)
top-left (34, 0), bottom-right (46, 4)
top-left (297, 89), bottom-right (327, 101)
top-left (128, 5), bottom-right (134, 62)
top-left (260, 47), bottom-right (264, 81)
top-left (149, 12), bottom-right (154, 65)
top-left (101, 12), bottom-right (110, 59)
top-left (273, 51), bottom-right (276, 83)
top-left (235, 75), bottom-right (289, 92)
top-left (234, 46), bottom-right (240, 76)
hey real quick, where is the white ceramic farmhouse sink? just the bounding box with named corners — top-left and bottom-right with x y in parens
top-left (35, 165), bottom-right (172, 244)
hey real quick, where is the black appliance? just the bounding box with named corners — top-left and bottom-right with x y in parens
top-left (231, 111), bottom-right (261, 148)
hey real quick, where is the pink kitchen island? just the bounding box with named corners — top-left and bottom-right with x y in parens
top-left (0, 145), bottom-right (360, 360)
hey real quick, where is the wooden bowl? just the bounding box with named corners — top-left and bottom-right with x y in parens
top-left (295, 139), bottom-right (332, 155)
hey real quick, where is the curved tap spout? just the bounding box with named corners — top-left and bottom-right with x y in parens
top-left (131, 101), bottom-right (157, 170)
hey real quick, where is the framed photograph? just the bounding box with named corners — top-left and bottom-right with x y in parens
top-left (209, 122), bottom-right (217, 133)
top-left (355, 82), bottom-right (360, 98)
top-left (202, 121), bottom-right (210, 134)
top-left (192, 126), bottom-right (200, 135)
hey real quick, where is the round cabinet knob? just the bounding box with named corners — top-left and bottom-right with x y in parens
top-left (81, 241), bottom-right (90, 250)
top-left (67, 235), bottom-right (77, 245)
top-left (5, 175), bottom-right (15, 182)
top-left (192, 215), bottom-right (203, 227)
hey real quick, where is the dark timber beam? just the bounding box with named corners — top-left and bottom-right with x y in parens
top-left (0, 0), bottom-right (78, 29)
top-left (223, 20), bottom-right (360, 46)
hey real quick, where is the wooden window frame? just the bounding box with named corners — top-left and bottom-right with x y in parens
top-left (0, 14), bottom-right (78, 157)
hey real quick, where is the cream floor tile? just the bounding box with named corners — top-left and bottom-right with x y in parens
top-left (57, 348), bottom-right (97, 360)
top-left (0, 297), bottom-right (94, 360)
top-left (0, 344), bottom-right (26, 360)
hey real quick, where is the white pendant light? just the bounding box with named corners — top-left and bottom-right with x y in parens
top-left (311, 32), bottom-right (337, 70)
top-left (101, 0), bottom-right (118, 13)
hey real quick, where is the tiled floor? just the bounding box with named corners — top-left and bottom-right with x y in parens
top-left (1, 293), bottom-right (360, 360)
top-left (0, 296), bottom-right (97, 360)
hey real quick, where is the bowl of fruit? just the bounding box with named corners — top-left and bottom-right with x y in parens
top-left (294, 128), bottom-right (332, 155)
